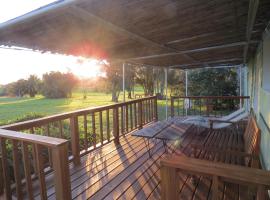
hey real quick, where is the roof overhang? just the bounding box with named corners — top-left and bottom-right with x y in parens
top-left (0, 0), bottom-right (270, 68)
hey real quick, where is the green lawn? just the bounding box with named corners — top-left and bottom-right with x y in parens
top-left (0, 91), bottom-right (169, 125)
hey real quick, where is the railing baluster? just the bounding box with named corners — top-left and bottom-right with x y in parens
top-left (0, 138), bottom-right (12, 200)
top-left (171, 97), bottom-right (174, 118)
top-left (91, 112), bottom-right (96, 148)
top-left (44, 125), bottom-right (53, 168)
top-left (59, 121), bottom-right (63, 138)
top-left (99, 111), bottom-right (103, 145)
top-left (138, 101), bottom-right (143, 129)
top-left (0, 149), bottom-right (3, 195)
top-left (154, 96), bottom-right (158, 121)
top-left (84, 114), bottom-right (88, 151)
top-left (113, 107), bottom-right (120, 145)
top-left (30, 128), bottom-right (38, 175)
top-left (106, 109), bottom-right (110, 142)
top-left (12, 140), bottom-right (23, 199)
top-left (22, 142), bottom-right (34, 200)
top-left (121, 106), bottom-right (124, 135)
top-left (34, 144), bottom-right (47, 200)
top-left (125, 104), bottom-right (129, 133)
top-left (130, 103), bottom-right (133, 130)
top-left (134, 103), bottom-right (137, 128)
top-left (70, 115), bottom-right (80, 165)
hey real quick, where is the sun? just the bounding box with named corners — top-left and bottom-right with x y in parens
top-left (73, 58), bottom-right (105, 79)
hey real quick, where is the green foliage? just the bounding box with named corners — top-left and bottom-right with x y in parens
top-left (27, 75), bottom-right (41, 97)
top-left (41, 71), bottom-right (78, 98)
top-left (101, 64), bottom-right (122, 102)
top-left (188, 68), bottom-right (238, 96)
top-left (135, 66), bottom-right (155, 95)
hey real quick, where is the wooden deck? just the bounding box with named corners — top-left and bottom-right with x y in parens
top-left (27, 123), bottom-right (204, 200)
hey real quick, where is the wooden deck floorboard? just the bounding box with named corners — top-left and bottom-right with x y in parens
top-left (32, 123), bottom-right (224, 200)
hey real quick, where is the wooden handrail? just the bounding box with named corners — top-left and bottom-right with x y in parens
top-left (0, 129), bottom-right (67, 147)
top-left (0, 129), bottom-right (71, 200)
top-left (171, 96), bottom-right (250, 99)
top-left (160, 155), bottom-right (270, 200)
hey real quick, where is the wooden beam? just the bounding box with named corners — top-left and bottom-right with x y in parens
top-left (170, 58), bottom-right (243, 69)
top-left (127, 41), bottom-right (252, 61)
top-left (243, 0), bottom-right (260, 63)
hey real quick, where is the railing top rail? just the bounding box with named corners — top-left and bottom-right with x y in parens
top-left (1, 96), bottom-right (157, 131)
top-left (0, 128), bottom-right (68, 147)
top-left (171, 96), bottom-right (250, 99)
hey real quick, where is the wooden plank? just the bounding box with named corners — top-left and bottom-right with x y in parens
top-left (91, 112), bottom-right (96, 148)
top-left (12, 140), bottom-right (23, 199)
top-left (0, 129), bottom-right (67, 147)
top-left (51, 143), bottom-right (71, 200)
top-left (106, 109), bottom-right (110, 142)
top-left (35, 135), bottom-right (142, 199)
top-left (0, 138), bottom-right (12, 200)
top-left (22, 142), bottom-right (34, 200)
top-left (113, 107), bottom-right (119, 145)
top-left (161, 165), bottom-right (179, 200)
top-left (160, 156), bottom-right (270, 188)
top-left (83, 114), bottom-right (88, 151)
top-left (99, 111), bottom-right (103, 145)
top-left (70, 116), bottom-right (80, 165)
top-left (35, 144), bottom-right (47, 200)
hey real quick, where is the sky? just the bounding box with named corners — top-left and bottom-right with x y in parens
top-left (0, 0), bottom-right (104, 85)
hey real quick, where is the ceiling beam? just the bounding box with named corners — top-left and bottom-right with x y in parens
top-left (169, 58), bottom-right (243, 69)
top-left (243, 0), bottom-right (260, 63)
top-left (126, 41), bottom-right (258, 61)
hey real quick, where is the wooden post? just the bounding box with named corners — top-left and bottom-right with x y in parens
top-left (70, 116), bottom-right (80, 165)
top-left (52, 143), bottom-right (72, 200)
top-left (211, 175), bottom-right (219, 200)
top-left (161, 165), bottom-right (179, 200)
top-left (171, 97), bottom-right (174, 118)
top-left (138, 101), bottom-right (143, 129)
top-left (154, 96), bottom-right (158, 121)
top-left (113, 107), bottom-right (120, 145)
top-left (0, 154), bottom-right (3, 195)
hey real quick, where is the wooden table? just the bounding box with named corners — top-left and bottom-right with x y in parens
top-left (131, 118), bottom-right (193, 156)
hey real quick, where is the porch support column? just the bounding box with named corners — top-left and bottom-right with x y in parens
top-left (239, 65), bottom-right (242, 108)
top-left (123, 62), bottom-right (125, 102)
top-left (165, 68), bottom-right (168, 120)
top-left (185, 70), bottom-right (188, 116)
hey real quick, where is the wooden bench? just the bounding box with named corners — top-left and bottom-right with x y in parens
top-left (160, 155), bottom-right (270, 200)
top-left (191, 114), bottom-right (261, 168)
top-left (160, 114), bottom-right (266, 199)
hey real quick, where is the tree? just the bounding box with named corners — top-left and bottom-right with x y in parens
top-left (124, 65), bottom-right (135, 99)
top-left (102, 63), bottom-right (122, 102)
top-left (188, 68), bottom-right (238, 96)
top-left (135, 66), bottom-right (154, 96)
top-left (6, 79), bottom-right (28, 97)
top-left (26, 75), bottom-right (41, 97)
top-left (41, 71), bottom-right (78, 98)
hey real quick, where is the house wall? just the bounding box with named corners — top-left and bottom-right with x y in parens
top-left (247, 30), bottom-right (270, 169)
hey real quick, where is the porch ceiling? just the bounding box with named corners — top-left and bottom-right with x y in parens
top-left (0, 0), bottom-right (269, 68)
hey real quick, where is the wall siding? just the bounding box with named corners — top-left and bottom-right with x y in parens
top-left (247, 35), bottom-right (270, 170)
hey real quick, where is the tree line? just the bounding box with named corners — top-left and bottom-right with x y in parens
top-left (1, 72), bottom-right (78, 98)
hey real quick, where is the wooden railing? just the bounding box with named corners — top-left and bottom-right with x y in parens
top-left (170, 96), bottom-right (250, 117)
top-left (0, 96), bottom-right (157, 199)
top-left (160, 156), bottom-right (270, 200)
top-left (0, 129), bottom-right (71, 200)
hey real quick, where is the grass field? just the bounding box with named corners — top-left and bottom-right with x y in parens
top-left (0, 90), bottom-right (168, 126)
